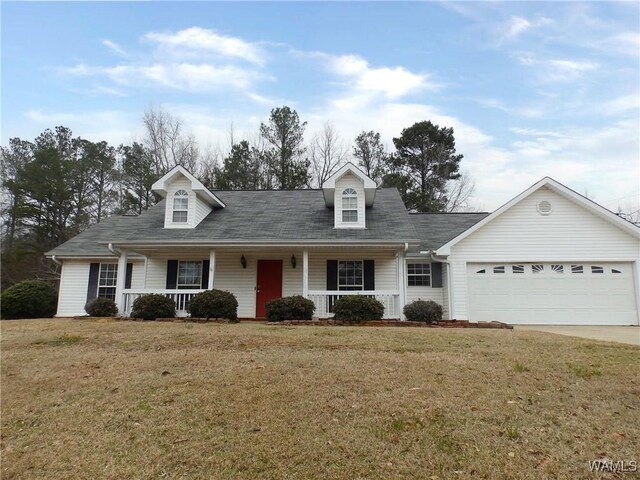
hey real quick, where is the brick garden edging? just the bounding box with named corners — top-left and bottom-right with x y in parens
top-left (75, 316), bottom-right (512, 329)
top-left (267, 319), bottom-right (513, 329)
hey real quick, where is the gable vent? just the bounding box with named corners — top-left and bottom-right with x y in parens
top-left (537, 200), bottom-right (552, 215)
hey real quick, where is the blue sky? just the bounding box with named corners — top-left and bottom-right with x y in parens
top-left (2, 1), bottom-right (639, 210)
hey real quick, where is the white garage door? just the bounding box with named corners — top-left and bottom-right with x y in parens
top-left (467, 262), bottom-right (638, 325)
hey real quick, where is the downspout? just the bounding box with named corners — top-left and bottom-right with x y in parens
top-left (430, 250), bottom-right (453, 320)
top-left (51, 255), bottom-right (62, 266)
top-left (108, 243), bottom-right (120, 255)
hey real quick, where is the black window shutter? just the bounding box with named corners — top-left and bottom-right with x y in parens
top-left (86, 263), bottom-right (100, 303)
top-left (166, 260), bottom-right (178, 289)
top-left (201, 260), bottom-right (210, 289)
top-left (363, 260), bottom-right (375, 290)
top-left (125, 263), bottom-right (133, 289)
top-left (326, 260), bottom-right (338, 291)
top-left (431, 262), bottom-right (443, 288)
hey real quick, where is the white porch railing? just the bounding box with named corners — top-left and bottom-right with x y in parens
top-left (122, 289), bottom-right (206, 317)
top-left (307, 290), bottom-right (401, 319)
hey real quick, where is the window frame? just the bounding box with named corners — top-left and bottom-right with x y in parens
top-left (97, 263), bottom-right (118, 300)
top-left (177, 260), bottom-right (203, 289)
top-left (407, 262), bottom-right (432, 287)
top-left (172, 190), bottom-right (189, 223)
top-left (341, 188), bottom-right (358, 223)
top-left (337, 260), bottom-right (364, 291)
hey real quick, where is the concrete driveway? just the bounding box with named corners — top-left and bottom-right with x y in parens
top-left (515, 326), bottom-right (640, 346)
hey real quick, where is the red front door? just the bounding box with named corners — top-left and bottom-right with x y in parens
top-left (256, 260), bottom-right (283, 318)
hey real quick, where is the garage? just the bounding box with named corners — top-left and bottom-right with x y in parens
top-left (467, 262), bottom-right (638, 325)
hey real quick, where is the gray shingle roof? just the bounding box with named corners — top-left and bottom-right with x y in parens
top-left (408, 212), bottom-right (489, 254)
top-left (47, 188), bottom-right (422, 257)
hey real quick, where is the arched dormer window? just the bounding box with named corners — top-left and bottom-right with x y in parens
top-left (173, 190), bottom-right (189, 223)
top-left (342, 188), bottom-right (358, 223)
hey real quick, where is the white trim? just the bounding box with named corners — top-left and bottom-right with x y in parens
top-left (302, 250), bottom-right (309, 298)
top-left (436, 177), bottom-right (640, 256)
top-left (152, 165), bottom-right (226, 208)
top-left (208, 250), bottom-right (216, 290)
top-left (322, 162), bottom-right (377, 207)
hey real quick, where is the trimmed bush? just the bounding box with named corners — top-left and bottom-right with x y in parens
top-left (85, 297), bottom-right (118, 317)
top-left (403, 300), bottom-right (443, 323)
top-left (131, 294), bottom-right (176, 320)
top-left (266, 295), bottom-right (315, 321)
top-left (188, 289), bottom-right (238, 321)
top-left (1, 280), bottom-right (57, 319)
top-left (332, 295), bottom-right (385, 322)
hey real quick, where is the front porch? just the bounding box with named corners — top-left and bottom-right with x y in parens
top-left (115, 246), bottom-right (405, 319)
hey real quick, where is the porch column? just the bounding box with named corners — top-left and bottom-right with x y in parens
top-left (302, 250), bottom-right (309, 298)
top-left (397, 251), bottom-right (406, 320)
top-left (115, 249), bottom-right (128, 315)
top-left (208, 250), bottom-right (216, 290)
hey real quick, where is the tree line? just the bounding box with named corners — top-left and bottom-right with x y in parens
top-left (0, 105), bottom-right (474, 288)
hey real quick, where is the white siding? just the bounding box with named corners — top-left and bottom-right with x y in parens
top-left (57, 261), bottom-right (90, 317)
top-left (194, 195), bottom-right (212, 225)
top-left (447, 187), bottom-right (640, 321)
top-left (334, 173), bottom-right (366, 229)
top-left (57, 259), bottom-right (144, 317)
top-left (308, 249), bottom-right (398, 291)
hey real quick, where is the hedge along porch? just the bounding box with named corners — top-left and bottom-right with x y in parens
top-left (105, 245), bottom-right (431, 319)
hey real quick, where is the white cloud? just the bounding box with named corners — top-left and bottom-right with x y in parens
top-left (517, 55), bottom-right (598, 82)
top-left (102, 40), bottom-right (127, 57)
top-left (300, 51), bottom-right (438, 99)
top-left (144, 27), bottom-right (265, 65)
top-left (600, 94), bottom-right (640, 116)
top-left (502, 15), bottom-right (552, 40)
top-left (63, 62), bottom-right (265, 93)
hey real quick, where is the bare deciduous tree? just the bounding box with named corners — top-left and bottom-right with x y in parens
top-left (442, 172), bottom-right (476, 212)
top-left (309, 122), bottom-right (348, 187)
top-left (142, 106), bottom-right (199, 173)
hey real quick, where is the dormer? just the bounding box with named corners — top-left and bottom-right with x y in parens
top-left (322, 163), bottom-right (377, 229)
top-left (151, 165), bottom-right (225, 229)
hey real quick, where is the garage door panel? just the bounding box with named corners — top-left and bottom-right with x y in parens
top-left (467, 262), bottom-right (637, 325)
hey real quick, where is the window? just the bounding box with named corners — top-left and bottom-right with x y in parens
top-left (571, 265), bottom-right (583, 274)
top-left (512, 265), bottom-right (525, 274)
top-left (338, 260), bottom-right (363, 290)
top-left (341, 188), bottom-right (358, 223)
top-left (591, 265), bottom-right (604, 274)
top-left (493, 266), bottom-right (505, 274)
top-left (173, 190), bottom-right (189, 223)
top-left (407, 263), bottom-right (431, 286)
top-left (551, 264), bottom-right (564, 273)
top-left (177, 261), bottom-right (202, 289)
top-left (475, 269), bottom-right (486, 274)
top-left (532, 264), bottom-right (544, 274)
top-left (612, 268), bottom-right (622, 274)
top-left (98, 263), bottom-right (117, 300)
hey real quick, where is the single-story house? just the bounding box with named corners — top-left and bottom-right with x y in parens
top-left (46, 163), bottom-right (640, 325)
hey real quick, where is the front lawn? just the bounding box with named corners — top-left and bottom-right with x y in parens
top-left (1, 319), bottom-right (638, 479)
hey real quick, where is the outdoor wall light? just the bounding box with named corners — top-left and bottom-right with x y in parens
top-left (241, 255), bottom-right (247, 269)
top-left (291, 254), bottom-right (297, 269)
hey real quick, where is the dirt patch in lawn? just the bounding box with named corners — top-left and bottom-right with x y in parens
top-left (1, 319), bottom-right (638, 479)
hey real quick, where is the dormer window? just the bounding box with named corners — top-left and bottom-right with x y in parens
top-left (342, 188), bottom-right (358, 223)
top-left (172, 190), bottom-right (189, 223)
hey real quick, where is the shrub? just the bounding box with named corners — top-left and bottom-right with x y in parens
top-left (130, 294), bottom-right (175, 320)
top-left (1, 280), bottom-right (57, 319)
top-left (266, 295), bottom-right (315, 321)
top-left (332, 295), bottom-right (385, 322)
top-left (188, 289), bottom-right (238, 321)
top-left (403, 300), bottom-right (443, 323)
top-left (85, 297), bottom-right (118, 317)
